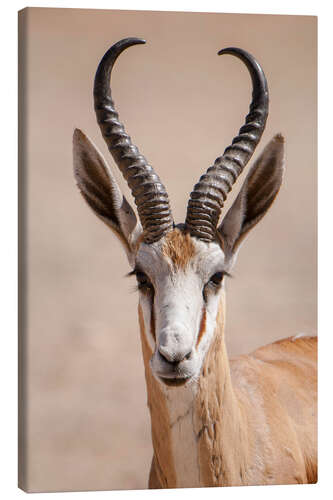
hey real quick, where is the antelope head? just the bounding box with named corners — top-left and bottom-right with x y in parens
top-left (73, 38), bottom-right (285, 387)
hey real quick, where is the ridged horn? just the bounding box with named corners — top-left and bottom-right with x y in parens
top-left (185, 47), bottom-right (269, 242)
top-left (94, 38), bottom-right (174, 244)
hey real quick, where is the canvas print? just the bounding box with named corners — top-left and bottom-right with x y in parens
top-left (18, 8), bottom-right (317, 492)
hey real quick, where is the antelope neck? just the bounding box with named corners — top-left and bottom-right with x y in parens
top-left (138, 295), bottom-right (249, 488)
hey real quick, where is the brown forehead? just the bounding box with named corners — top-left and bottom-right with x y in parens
top-left (162, 229), bottom-right (196, 270)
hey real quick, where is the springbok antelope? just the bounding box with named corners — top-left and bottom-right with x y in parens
top-left (73, 38), bottom-right (317, 488)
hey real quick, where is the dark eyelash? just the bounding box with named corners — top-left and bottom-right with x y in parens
top-left (126, 269), bottom-right (138, 277)
top-left (210, 271), bottom-right (232, 284)
top-left (127, 268), bottom-right (154, 292)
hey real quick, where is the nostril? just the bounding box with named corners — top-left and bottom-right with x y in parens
top-left (158, 348), bottom-right (177, 364)
top-left (158, 347), bottom-right (192, 364)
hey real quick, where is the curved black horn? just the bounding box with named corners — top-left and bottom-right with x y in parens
top-left (94, 38), bottom-right (174, 244)
top-left (185, 47), bottom-right (269, 242)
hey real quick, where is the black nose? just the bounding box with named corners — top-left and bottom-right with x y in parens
top-left (158, 347), bottom-right (192, 365)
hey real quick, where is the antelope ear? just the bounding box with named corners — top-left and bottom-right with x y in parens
top-left (218, 134), bottom-right (285, 257)
top-left (73, 128), bottom-right (142, 262)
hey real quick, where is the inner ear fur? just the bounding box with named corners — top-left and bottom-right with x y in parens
top-left (218, 134), bottom-right (285, 255)
top-left (73, 128), bottom-right (140, 255)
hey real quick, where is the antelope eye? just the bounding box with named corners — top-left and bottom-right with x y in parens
top-left (203, 271), bottom-right (225, 301)
top-left (209, 271), bottom-right (224, 286)
top-left (135, 271), bottom-right (153, 291)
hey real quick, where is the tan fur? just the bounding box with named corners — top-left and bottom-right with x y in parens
top-left (196, 307), bottom-right (206, 347)
top-left (162, 228), bottom-right (196, 270)
top-left (195, 296), bottom-right (317, 486)
top-left (138, 306), bottom-right (177, 488)
top-left (194, 293), bottom-right (251, 486)
top-left (142, 295), bottom-right (317, 488)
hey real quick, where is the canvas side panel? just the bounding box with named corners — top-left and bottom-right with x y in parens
top-left (18, 7), bottom-right (29, 493)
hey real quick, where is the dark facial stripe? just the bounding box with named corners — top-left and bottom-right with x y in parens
top-left (196, 306), bottom-right (207, 347)
top-left (150, 306), bottom-right (156, 342)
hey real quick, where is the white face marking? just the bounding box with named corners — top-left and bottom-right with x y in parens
top-left (134, 235), bottom-right (226, 386)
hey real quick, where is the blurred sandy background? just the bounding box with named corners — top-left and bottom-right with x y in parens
top-left (19, 7), bottom-right (317, 492)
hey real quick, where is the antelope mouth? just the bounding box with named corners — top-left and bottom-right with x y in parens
top-left (158, 376), bottom-right (191, 387)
